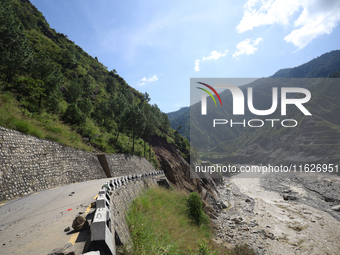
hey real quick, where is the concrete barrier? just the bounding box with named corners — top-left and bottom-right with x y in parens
top-left (84, 206), bottom-right (115, 255)
top-left (84, 170), bottom-right (167, 255)
top-left (117, 177), bottom-right (122, 187)
top-left (96, 192), bottom-right (110, 209)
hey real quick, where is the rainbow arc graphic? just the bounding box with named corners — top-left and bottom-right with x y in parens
top-left (196, 82), bottom-right (222, 106)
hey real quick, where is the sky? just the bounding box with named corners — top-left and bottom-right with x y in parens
top-left (29, 0), bottom-right (340, 113)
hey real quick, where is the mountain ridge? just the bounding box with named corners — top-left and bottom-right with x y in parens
top-left (167, 49), bottom-right (340, 166)
top-left (168, 49), bottom-right (340, 141)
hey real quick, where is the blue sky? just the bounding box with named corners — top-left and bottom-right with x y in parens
top-left (30, 0), bottom-right (340, 113)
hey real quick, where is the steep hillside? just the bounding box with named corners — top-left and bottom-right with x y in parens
top-left (0, 0), bottom-right (222, 207)
top-left (0, 0), bottom-right (191, 168)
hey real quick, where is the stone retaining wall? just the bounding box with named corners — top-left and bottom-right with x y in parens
top-left (0, 126), bottom-right (106, 201)
top-left (105, 154), bottom-right (155, 177)
top-left (110, 176), bottom-right (161, 246)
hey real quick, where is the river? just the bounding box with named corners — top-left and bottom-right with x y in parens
top-left (213, 171), bottom-right (340, 255)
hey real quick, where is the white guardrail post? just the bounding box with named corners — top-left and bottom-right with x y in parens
top-left (83, 185), bottom-right (115, 255)
top-left (83, 170), bottom-right (165, 255)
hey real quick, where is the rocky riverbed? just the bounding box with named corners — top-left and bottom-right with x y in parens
top-left (212, 171), bottom-right (340, 255)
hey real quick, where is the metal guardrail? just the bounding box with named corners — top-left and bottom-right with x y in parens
top-left (82, 170), bottom-right (164, 255)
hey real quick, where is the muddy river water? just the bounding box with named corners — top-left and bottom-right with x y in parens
top-left (213, 171), bottom-right (340, 255)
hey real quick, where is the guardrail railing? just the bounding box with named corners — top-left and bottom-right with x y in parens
top-left (82, 170), bottom-right (164, 255)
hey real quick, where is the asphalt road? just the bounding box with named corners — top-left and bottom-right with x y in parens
top-left (0, 178), bottom-right (111, 255)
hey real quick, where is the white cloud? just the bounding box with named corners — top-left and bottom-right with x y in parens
top-left (236, 0), bottom-right (301, 33)
top-left (233, 38), bottom-right (263, 58)
top-left (194, 50), bottom-right (228, 72)
top-left (194, 59), bottom-right (200, 72)
top-left (236, 0), bottom-right (340, 50)
top-left (138, 75), bottom-right (158, 86)
top-left (285, 1), bottom-right (340, 49)
top-left (202, 50), bottom-right (228, 61)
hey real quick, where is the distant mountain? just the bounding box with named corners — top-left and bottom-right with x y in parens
top-left (167, 107), bottom-right (190, 139)
top-left (168, 106), bottom-right (189, 124)
top-left (272, 50), bottom-right (340, 78)
top-left (168, 50), bottom-right (340, 141)
top-left (204, 76), bottom-right (340, 165)
top-left (168, 50), bottom-right (340, 165)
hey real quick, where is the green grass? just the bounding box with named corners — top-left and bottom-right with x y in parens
top-left (125, 186), bottom-right (256, 255)
top-left (0, 91), bottom-right (160, 166)
top-left (0, 92), bottom-right (91, 150)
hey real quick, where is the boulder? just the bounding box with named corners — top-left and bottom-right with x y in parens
top-left (230, 215), bottom-right (243, 224)
top-left (331, 205), bottom-right (340, 211)
top-left (283, 194), bottom-right (298, 201)
top-left (48, 243), bottom-right (75, 255)
top-left (217, 199), bottom-right (228, 209)
top-left (72, 215), bottom-right (89, 231)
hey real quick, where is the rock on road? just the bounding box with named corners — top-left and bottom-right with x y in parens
top-left (0, 178), bottom-right (111, 255)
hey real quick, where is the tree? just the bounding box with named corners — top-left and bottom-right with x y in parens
top-left (105, 75), bottom-right (117, 95)
top-left (150, 103), bottom-right (162, 127)
top-left (32, 53), bottom-right (63, 111)
top-left (62, 103), bottom-right (86, 126)
top-left (122, 87), bottom-right (134, 105)
top-left (141, 103), bottom-right (157, 158)
top-left (126, 105), bottom-right (146, 152)
top-left (93, 101), bottom-right (115, 132)
top-left (143, 92), bottom-right (151, 102)
top-left (77, 98), bottom-right (93, 117)
top-left (114, 108), bottom-right (128, 144)
top-left (67, 80), bottom-right (83, 103)
top-left (109, 93), bottom-right (129, 145)
top-left (15, 77), bottom-right (45, 112)
top-left (109, 92), bottom-right (127, 116)
top-left (187, 192), bottom-right (203, 225)
top-left (82, 75), bottom-right (95, 96)
top-left (0, 0), bottom-right (33, 83)
top-left (161, 112), bottom-right (171, 133)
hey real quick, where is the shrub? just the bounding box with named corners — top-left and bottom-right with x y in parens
top-left (28, 128), bottom-right (44, 138)
top-left (226, 244), bottom-right (256, 255)
top-left (190, 240), bottom-right (218, 255)
top-left (62, 103), bottom-right (86, 126)
top-left (15, 121), bottom-right (30, 133)
top-left (187, 192), bottom-right (203, 225)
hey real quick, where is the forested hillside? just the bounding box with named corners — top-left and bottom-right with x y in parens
top-left (168, 50), bottom-right (340, 144)
top-left (166, 49), bottom-right (340, 167)
top-left (271, 50), bottom-right (340, 78)
top-left (167, 106), bottom-right (190, 139)
top-left (0, 0), bottom-right (189, 167)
